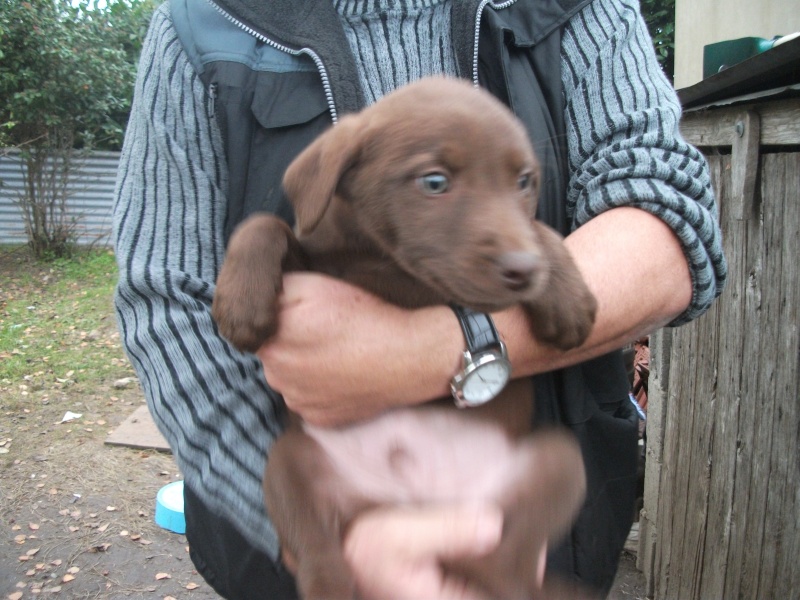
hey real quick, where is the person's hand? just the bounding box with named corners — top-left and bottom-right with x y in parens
top-left (343, 503), bottom-right (506, 600)
top-left (256, 272), bottom-right (462, 427)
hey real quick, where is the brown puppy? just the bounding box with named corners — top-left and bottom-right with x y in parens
top-left (212, 77), bottom-right (598, 599)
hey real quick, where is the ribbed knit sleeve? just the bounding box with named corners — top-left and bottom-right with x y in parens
top-left (112, 4), bottom-right (283, 559)
top-left (561, 0), bottom-right (727, 324)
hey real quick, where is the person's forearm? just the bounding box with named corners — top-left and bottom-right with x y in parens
top-left (497, 206), bottom-right (691, 375)
top-left (262, 207), bottom-right (692, 424)
top-left (414, 206), bottom-right (692, 402)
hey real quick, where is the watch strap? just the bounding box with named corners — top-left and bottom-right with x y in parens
top-left (449, 305), bottom-right (502, 353)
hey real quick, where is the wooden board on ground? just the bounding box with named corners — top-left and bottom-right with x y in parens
top-left (105, 405), bottom-right (170, 452)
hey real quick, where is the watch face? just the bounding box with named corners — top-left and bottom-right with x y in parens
top-left (462, 358), bottom-right (512, 405)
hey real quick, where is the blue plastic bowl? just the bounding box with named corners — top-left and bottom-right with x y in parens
top-left (155, 480), bottom-right (186, 534)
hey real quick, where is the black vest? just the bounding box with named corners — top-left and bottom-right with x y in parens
top-left (171, 0), bottom-right (638, 591)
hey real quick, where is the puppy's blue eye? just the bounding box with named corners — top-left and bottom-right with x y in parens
top-left (518, 172), bottom-right (533, 190)
top-left (417, 172), bottom-right (450, 195)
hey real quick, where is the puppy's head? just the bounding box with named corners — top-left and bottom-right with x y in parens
top-left (283, 77), bottom-right (549, 311)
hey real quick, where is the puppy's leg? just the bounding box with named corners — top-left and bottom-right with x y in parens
top-left (264, 428), bottom-right (368, 600)
top-left (524, 222), bottom-right (598, 350)
top-left (212, 214), bottom-right (306, 352)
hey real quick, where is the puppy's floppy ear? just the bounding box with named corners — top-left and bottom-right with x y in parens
top-left (283, 114), bottom-right (366, 235)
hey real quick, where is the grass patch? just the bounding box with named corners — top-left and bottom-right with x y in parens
top-left (0, 247), bottom-right (133, 411)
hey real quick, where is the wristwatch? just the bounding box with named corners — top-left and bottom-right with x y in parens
top-left (449, 305), bottom-right (512, 408)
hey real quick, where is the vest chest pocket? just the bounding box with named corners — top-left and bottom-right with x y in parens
top-left (211, 67), bottom-right (333, 239)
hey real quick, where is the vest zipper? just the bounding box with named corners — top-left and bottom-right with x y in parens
top-left (205, 0), bottom-right (339, 124)
top-left (472, 0), bottom-right (518, 85)
top-left (207, 82), bottom-right (218, 119)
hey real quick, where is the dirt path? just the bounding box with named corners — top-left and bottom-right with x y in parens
top-left (0, 381), bottom-right (221, 599)
top-left (0, 249), bottom-right (219, 599)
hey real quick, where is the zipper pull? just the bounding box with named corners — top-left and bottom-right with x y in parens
top-left (208, 82), bottom-right (218, 119)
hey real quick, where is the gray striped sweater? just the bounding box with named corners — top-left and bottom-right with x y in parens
top-left (113, 0), bottom-right (726, 559)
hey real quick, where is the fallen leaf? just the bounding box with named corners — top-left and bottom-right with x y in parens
top-left (8, 592), bottom-right (23, 600)
top-left (185, 582), bottom-right (199, 590)
top-left (14, 535), bottom-right (25, 544)
top-left (67, 567), bottom-right (80, 575)
top-left (69, 527), bottom-right (79, 533)
top-left (26, 548), bottom-right (39, 557)
top-left (62, 574), bottom-right (75, 583)
top-left (120, 530), bottom-right (129, 537)
top-left (155, 573), bottom-right (171, 580)
top-left (50, 559), bottom-right (62, 567)
top-left (97, 523), bottom-right (109, 533)
top-left (106, 506), bottom-right (116, 512)
top-left (164, 597), bottom-right (177, 600)
top-left (28, 523), bottom-right (39, 531)
top-left (88, 543), bottom-right (111, 553)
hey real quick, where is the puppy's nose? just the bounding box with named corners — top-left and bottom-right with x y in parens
top-left (498, 251), bottom-right (539, 291)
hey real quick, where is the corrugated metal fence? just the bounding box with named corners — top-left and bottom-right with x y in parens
top-left (0, 149), bottom-right (120, 247)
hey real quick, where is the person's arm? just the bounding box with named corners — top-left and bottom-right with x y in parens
top-left (498, 206), bottom-right (692, 376)
top-left (258, 206), bottom-right (689, 426)
top-left (257, 0), bottom-right (726, 428)
top-left (113, 5), bottom-right (283, 559)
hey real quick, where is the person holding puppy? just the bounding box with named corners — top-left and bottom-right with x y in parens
top-left (113, 0), bottom-right (727, 598)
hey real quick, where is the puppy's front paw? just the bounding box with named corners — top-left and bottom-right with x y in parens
top-left (525, 222), bottom-right (597, 350)
top-left (211, 214), bottom-right (297, 353)
top-left (212, 279), bottom-right (280, 353)
top-left (525, 283), bottom-right (597, 350)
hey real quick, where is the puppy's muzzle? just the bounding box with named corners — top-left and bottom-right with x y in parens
top-left (498, 251), bottom-right (540, 291)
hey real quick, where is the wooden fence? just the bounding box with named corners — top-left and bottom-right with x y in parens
top-left (639, 97), bottom-right (800, 598)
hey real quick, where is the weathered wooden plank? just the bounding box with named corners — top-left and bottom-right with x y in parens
top-left (774, 153), bottom-right (800, 596)
top-left (730, 111), bottom-right (760, 221)
top-left (636, 328), bottom-right (672, 597)
top-left (718, 153), bottom-right (764, 600)
top-left (699, 157), bottom-right (745, 598)
top-left (734, 151), bottom-right (791, 600)
top-left (654, 321), bottom-right (698, 596)
top-left (681, 98), bottom-right (800, 147)
top-left (639, 327), bottom-right (672, 597)
top-left (759, 154), bottom-right (800, 598)
top-left (748, 154), bottom-right (787, 599)
top-left (657, 300), bottom-right (710, 597)
top-left (680, 293), bottom-right (720, 599)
